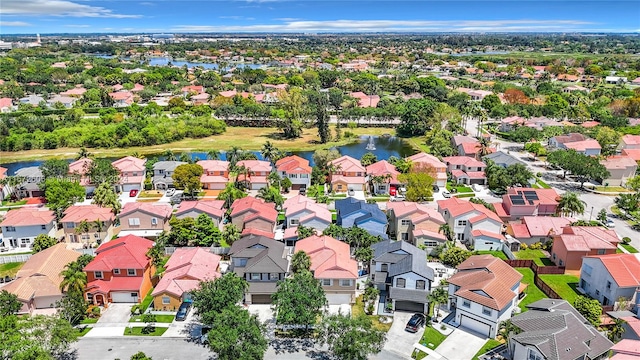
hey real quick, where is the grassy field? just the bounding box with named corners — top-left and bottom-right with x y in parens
top-left (0, 126), bottom-right (397, 163)
top-left (124, 326), bottom-right (168, 336)
top-left (475, 250), bottom-right (508, 260)
top-left (472, 339), bottom-right (503, 360)
top-left (621, 243), bottom-right (639, 253)
top-left (413, 325), bottom-right (449, 359)
top-left (515, 249), bottom-right (554, 266)
top-left (351, 295), bottom-right (392, 332)
top-left (516, 268), bottom-right (546, 312)
top-left (538, 274), bottom-right (581, 304)
top-left (0, 262), bottom-right (24, 278)
top-left (129, 314), bottom-right (175, 323)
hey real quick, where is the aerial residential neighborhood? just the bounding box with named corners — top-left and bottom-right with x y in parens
top-left (1, 6), bottom-right (640, 360)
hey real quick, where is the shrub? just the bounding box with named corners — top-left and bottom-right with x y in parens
top-left (141, 323), bottom-right (156, 334)
top-left (142, 313), bottom-right (156, 323)
top-left (622, 237), bottom-right (631, 245)
top-left (92, 306), bottom-right (101, 317)
top-left (130, 305), bottom-right (139, 316)
top-left (520, 243), bottom-right (529, 250)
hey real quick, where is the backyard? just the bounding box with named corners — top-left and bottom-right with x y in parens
top-left (0, 262), bottom-right (24, 278)
top-left (515, 268), bottom-right (546, 312)
top-left (515, 249), bottom-right (554, 266)
top-left (538, 274), bottom-right (581, 304)
top-left (475, 250), bottom-right (508, 260)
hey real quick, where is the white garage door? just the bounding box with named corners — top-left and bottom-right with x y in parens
top-left (460, 315), bottom-right (491, 338)
top-left (122, 184), bottom-right (141, 192)
top-left (326, 294), bottom-right (352, 305)
top-left (111, 291), bottom-right (138, 303)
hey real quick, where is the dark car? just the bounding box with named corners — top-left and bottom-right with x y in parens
top-left (129, 189), bottom-right (139, 197)
top-left (299, 186), bottom-right (307, 196)
top-left (176, 302), bottom-right (192, 321)
top-left (405, 313), bottom-right (426, 333)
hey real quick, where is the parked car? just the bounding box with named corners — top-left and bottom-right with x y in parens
top-left (606, 219), bottom-right (615, 228)
top-left (200, 326), bottom-right (211, 344)
top-left (405, 313), bottom-right (426, 333)
top-left (129, 189), bottom-right (139, 197)
top-left (86, 192), bottom-right (94, 199)
top-left (299, 186), bottom-right (307, 196)
top-left (348, 189), bottom-right (355, 196)
top-left (432, 184), bottom-right (440, 193)
top-left (165, 188), bottom-right (176, 197)
top-left (391, 194), bottom-right (406, 202)
top-left (170, 194), bottom-right (183, 205)
top-left (176, 302), bottom-right (192, 321)
top-left (442, 190), bottom-right (452, 198)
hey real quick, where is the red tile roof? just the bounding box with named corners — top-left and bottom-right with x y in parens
top-left (61, 205), bottom-right (115, 223)
top-left (86, 276), bottom-right (144, 293)
top-left (366, 160), bottom-right (400, 182)
top-left (585, 253), bottom-right (640, 287)
top-left (611, 339), bottom-right (640, 356)
top-left (622, 135), bottom-right (640, 147)
top-left (152, 248), bottom-right (221, 298)
top-left (294, 235), bottom-right (358, 279)
top-left (236, 160), bottom-right (272, 173)
top-left (276, 155), bottom-right (311, 174)
top-left (112, 156), bottom-right (146, 173)
top-left (0, 208), bottom-right (55, 227)
top-left (563, 139), bottom-right (601, 152)
top-left (437, 197), bottom-right (502, 224)
top-left (329, 155), bottom-right (365, 173)
top-left (120, 202), bottom-right (173, 218)
top-left (556, 226), bottom-right (619, 252)
top-left (621, 149), bottom-right (640, 162)
top-left (442, 156), bottom-right (486, 168)
top-left (601, 155), bottom-right (638, 170)
top-left (84, 235), bottom-right (154, 271)
top-left (175, 200), bottom-right (225, 219)
top-left (197, 160), bottom-right (229, 173)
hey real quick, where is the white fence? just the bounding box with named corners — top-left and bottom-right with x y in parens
top-left (0, 254), bottom-right (31, 264)
top-left (165, 246), bottom-right (230, 256)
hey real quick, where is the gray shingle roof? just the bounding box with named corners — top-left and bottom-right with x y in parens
top-left (371, 240), bottom-right (434, 281)
top-left (483, 151), bottom-right (525, 167)
top-left (229, 235), bottom-right (288, 276)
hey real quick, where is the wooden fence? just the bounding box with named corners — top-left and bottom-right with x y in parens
top-left (534, 275), bottom-right (561, 299)
top-left (504, 259), bottom-right (565, 274)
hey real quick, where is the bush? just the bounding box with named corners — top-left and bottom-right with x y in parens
top-left (622, 237), bottom-right (631, 245)
top-left (520, 243), bottom-right (529, 250)
top-left (142, 313), bottom-right (156, 323)
top-left (92, 306), bottom-right (101, 317)
top-left (130, 305), bottom-right (139, 316)
top-left (141, 323), bottom-right (156, 334)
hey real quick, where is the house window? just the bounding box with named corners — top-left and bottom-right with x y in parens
top-left (356, 172), bottom-right (362, 177)
top-left (81, 234), bottom-right (90, 240)
top-left (158, 170), bottom-right (164, 175)
top-left (94, 233), bottom-right (100, 239)
top-left (289, 174), bottom-right (298, 179)
top-left (457, 233), bottom-right (465, 241)
top-left (250, 273), bottom-right (261, 280)
top-left (300, 174), bottom-right (309, 178)
top-left (127, 269), bottom-right (136, 276)
top-left (482, 307), bottom-right (492, 316)
top-left (113, 269), bottom-right (120, 275)
top-left (527, 350), bottom-right (542, 360)
top-left (69, 234), bottom-right (77, 243)
top-left (322, 279), bottom-right (332, 286)
top-left (270, 273), bottom-right (280, 280)
top-left (41, 225), bottom-right (46, 230)
top-left (597, 249), bottom-right (606, 255)
top-left (66, 223), bottom-right (75, 229)
top-left (94, 271), bottom-right (103, 279)
top-left (290, 219), bottom-right (299, 226)
top-left (606, 281), bottom-right (611, 290)
top-left (401, 220), bottom-right (411, 226)
top-left (340, 279), bottom-right (352, 287)
top-left (128, 218), bottom-right (141, 226)
top-left (130, 292), bottom-right (138, 298)
top-left (583, 264), bottom-right (592, 276)
top-left (236, 258), bottom-right (247, 267)
top-left (457, 220), bottom-right (467, 226)
top-left (396, 278), bottom-right (406, 288)
top-left (337, 184), bottom-right (343, 190)
top-left (416, 280), bottom-right (426, 290)
top-left (424, 241), bottom-right (438, 247)
top-left (462, 300), bottom-right (471, 308)
top-left (401, 233), bottom-right (409, 241)
top-left (5, 226), bottom-right (15, 232)
top-left (596, 290), bottom-right (600, 296)
top-left (381, 264), bottom-right (388, 272)
top-left (162, 296), bottom-right (170, 305)
top-left (151, 218), bottom-right (158, 226)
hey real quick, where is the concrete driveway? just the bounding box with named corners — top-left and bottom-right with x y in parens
top-left (163, 310), bottom-right (199, 338)
top-left (427, 328), bottom-right (486, 360)
top-left (97, 303), bottom-right (132, 323)
top-left (383, 311), bottom-right (424, 358)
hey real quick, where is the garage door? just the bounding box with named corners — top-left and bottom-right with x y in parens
top-left (251, 294), bottom-right (272, 304)
top-left (469, 179), bottom-right (485, 185)
top-left (122, 184), bottom-right (140, 192)
top-left (460, 315), bottom-right (491, 337)
top-left (395, 301), bottom-right (425, 313)
top-left (326, 294), bottom-right (352, 305)
top-left (111, 291), bottom-right (139, 303)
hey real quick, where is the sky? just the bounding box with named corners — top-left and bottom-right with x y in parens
top-left (1, 0), bottom-right (639, 34)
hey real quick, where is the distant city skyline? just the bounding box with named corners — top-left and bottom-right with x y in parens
top-left (1, 0), bottom-right (639, 34)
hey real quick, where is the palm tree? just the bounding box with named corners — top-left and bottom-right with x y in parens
top-left (59, 262), bottom-right (87, 295)
top-left (163, 150), bottom-right (177, 161)
top-left (93, 220), bottom-right (105, 244)
top-left (261, 141), bottom-right (277, 163)
top-left (608, 318), bottom-right (626, 342)
top-left (499, 319), bottom-right (522, 356)
top-left (179, 153), bottom-right (191, 163)
top-left (428, 287), bottom-right (449, 319)
top-left (477, 137), bottom-right (493, 159)
top-left (267, 171), bottom-right (282, 188)
top-left (75, 220), bottom-right (92, 247)
top-left (206, 150), bottom-right (220, 160)
top-left (557, 192), bottom-right (586, 217)
top-left (290, 251), bottom-right (312, 274)
top-left (438, 223), bottom-right (454, 243)
top-left (76, 147), bottom-right (92, 160)
top-left (227, 146), bottom-right (242, 169)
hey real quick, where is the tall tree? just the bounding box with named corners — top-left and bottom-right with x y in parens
top-left (574, 295), bottom-right (602, 327)
top-left (76, 147), bottom-right (92, 160)
top-left (276, 88), bottom-right (306, 139)
top-left (191, 273), bottom-right (249, 326)
top-left (607, 318), bottom-right (626, 342)
top-left (260, 141), bottom-right (279, 163)
top-left (39, 159), bottom-right (69, 180)
top-left (360, 152), bottom-right (377, 167)
top-left (206, 150), bottom-right (220, 160)
top-left (217, 182), bottom-right (247, 209)
top-left (31, 234), bottom-right (58, 253)
top-left (397, 163), bottom-right (435, 202)
top-left (172, 164), bottom-right (204, 197)
top-left (314, 91), bottom-right (331, 144)
top-left (595, 126), bottom-right (621, 156)
top-left (92, 182), bottom-right (121, 215)
top-left (557, 192), bottom-right (586, 217)
top-left (59, 261), bottom-right (88, 295)
top-left (295, 225), bottom-right (316, 241)
top-left (318, 313), bottom-right (386, 360)
top-left (1, 314), bottom-right (79, 359)
top-left (205, 305), bottom-right (267, 360)
top-left (222, 224), bottom-right (241, 246)
top-left (428, 287), bottom-right (449, 319)
top-left (0, 290), bottom-right (22, 316)
top-left (290, 250), bottom-right (312, 274)
top-left (86, 159), bottom-right (119, 185)
top-left (44, 178), bottom-right (85, 220)
top-left (397, 98), bottom-right (437, 137)
top-left (272, 270), bottom-right (327, 333)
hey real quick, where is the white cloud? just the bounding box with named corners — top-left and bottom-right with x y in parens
top-left (3, 0), bottom-right (142, 18)
top-left (64, 24), bottom-right (90, 28)
top-left (0, 21), bottom-right (31, 26)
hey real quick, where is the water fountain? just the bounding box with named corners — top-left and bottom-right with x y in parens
top-left (365, 136), bottom-right (376, 151)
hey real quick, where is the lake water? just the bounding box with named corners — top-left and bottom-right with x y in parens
top-left (91, 54), bottom-right (263, 70)
top-left (1, 136), bottom-right (416, 175)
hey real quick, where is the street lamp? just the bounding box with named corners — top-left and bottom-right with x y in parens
top-left (589, 206), bottom-right (594, 221)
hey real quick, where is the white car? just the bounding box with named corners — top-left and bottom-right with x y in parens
top-left (391, 194), bottom-right (406, 202)
top-left (165, 188), bottom-right (176, 196)
top-left (606, 219), bottom-right (615, 228)
top-left (442, 190), bottom-right (452, 198)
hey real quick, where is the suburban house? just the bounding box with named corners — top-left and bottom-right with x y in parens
top-left (507, 216), bottom-right (573, 246)
top-left (437, 197), bottom-right (503, 248)
top-left (118, 202), bottom-right (173, 239)
top-left (228, 234), bottom-right (289, 304)
top-left (499, 116), bottom-right (528, 132)
top-left (14, 166), bottom-right (45, 198)
top-left (610, 340), bottom-right (640, 360)
top-left (509, 299), bottom-right (613, 360)
top-left (349, 91), bottom-right (380, 108)
top-left (68, 158), bottom-right (94, 194)
top-left (109, 91), bottom-right (134, 107)
top-left (294, 235), bottom-right (358, 305)
top-left (61, 205), bottom-right (115, 245)
top-left (406, 152), bottom-right (447, 187)
top-left (549, 133), bottom-right (587, 148)
top-left (447, 255), bottom-right (522, 338)
top-left (483, 151), bottom-right (525, 168)
top-left (335, 197), bottom-right (388, 239)
top-left (19, 94), bottom-right (44, 106)
top-left (600, 156), bottom-right (638, 187)
top-left (152, 247), bottom-right (222, 311)
top-left (452, 135), bottom-right (492, 158)
top-left (495, 188), bottom-right (560, 221)
top-left (236, 160), bottom-right (272, 190)
top-left (442, 156), bottom-right (487, 185)
top-left (370, 239), bottom-right (434, 313)
top-left (551, 226), bottom-right (620, 271)
top-left (197, 160), bottom-right (230, 190)
top-left (230, 196), bottom-right (278, 234)
top-left (3, 244), bottom-right (80, 313)
top-left (0, 98), bottom-right (14, 112)
top-left (112, 156), bottom-right (146, 193)
top-left (275, 155), bottom-right (312, 190)
top-left (152, 161), bottom-right (186, 190)
top-left (579, 253), bottom-right (640, 308)
top-left (175, 200), bottom-right (225, 226)
top-left (620, 135), bottom-right (640, 150)
top-left (549, 133), bottom-right (601, 156)
top-left (47, 95), bottom-right (76, 108)
top-left (283, 195), bottom-right (331, 242)
top-left (386, 201), bottom-right (446, 252)
top-left (328, 155), bottom-right (367, 193)
top-left (366, 160), bottom-right (401, 195)
top-left (0, 208), bottom-right (56, 249)
top-left (84, 235), bottom-right (155, 305)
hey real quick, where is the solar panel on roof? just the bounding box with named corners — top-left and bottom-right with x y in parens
top-left (510, 195), bottom-right (526, 205)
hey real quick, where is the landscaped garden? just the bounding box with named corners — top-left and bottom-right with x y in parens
top-left (129, 314), bottom-right (175, 323)
top-left (124, 326), bottom-right (168, 336)
top-left (621, 243), bottom-right (639, 253)
top-left (446, 182), bottom-right (474, 194)
top-left (472, 339), bottom-right (503, 360)
top-left (351, 295), bottom-right (392, 332)
top-left (515, 249), bottom-right (554, 266)
top-left (538, 274), bottom-right (581, 304)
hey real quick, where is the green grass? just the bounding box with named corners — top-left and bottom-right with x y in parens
top-left (351, 296), bottom-right (392, 332)
top-left (412, 325), bottom-right (449, 359)
top-left (475, 250), bottom-right (508, 260)
top-left (277, 214), bottom-right (285, 222)
top-left (0, 262), bottom-right (24, 278)
top-left (76, 326), bottom-right (92, 337)
top-left (536, 179), bottom-right (551, 189)
top-left (456, 193), bottom-right (476, 198)
top-left (594, 186), bottom-right (631, 193)
top-left (516, 268), bottom-right (546, 312)
top-left (1, 199), bottom-right (27, 206)
top-left (621, 243), bottom-right (639, 253)
top-left (446, 183), bottom-right (474, 193)
top-left (124, 326), bottom-right (168, 336)
top-left (139, 289), bottom-right (154, 312)
top-left (515, 249), bottom-right (554, 266)
top-left (80, 318), bottom-right (99, 324)
top-left (472, 339), bottom-right (503, 360)
top-left (538, 274), bottom-right (581, 304)
top-left (129, 314), bottom-right (175, 323)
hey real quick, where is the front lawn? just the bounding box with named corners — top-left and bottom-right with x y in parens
top-left (472, 339), bottom-right (503, 360)
top-left (446, 183), bottom-right (473, 193)
top-left (138, 191), bottom-right (164, 198)
top-left (516, 268), bottom-right (546, 312)
top-left (538, 274), bottom-right (581, 304)
top-left (515, 249), bottom-right (554, 266)
top-left (1, 199), bottom-right (27, 206)
top-left (138, 289), bottom-right (154, 312)
top-left (124, 326), bottom-right (168, 336)
top-left (412, 325), bottom-right (449, 359)
top-left (80, 318), bottom-right (99, 324)
top-left (475, 250), bottom-right (508, 260)
top-left (621, 243), bottom-right (639, 253)
top-left (76, 326), bottom-right (92, 337)
top-left (0, 262), bottom-right (24, 278)
top-left (351, 295), bottom-right (392, 332)
top-left (129, 314), bottom-right (175, 323)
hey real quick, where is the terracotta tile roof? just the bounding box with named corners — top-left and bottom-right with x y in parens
top-left (3, 243), bottom-right (80, 302)
top-left (611, 339), bottom-right (640, 356)
top-left (366, 160), bottom-right (400, 178)
top-left (349, 92), bottom-right (380, 108)
top-left (197, 160), bottom-right (229, 173)
top-left (152, 248), bottom-right (221, 298)
top-left (175, 200), bottom-right (225, 219)
top-left (520, 216), bottom-right (573, 237)
top-left (0, 208), bottom-right (55, 227)
top-left (437, 197), bottom-right (502, 223)
top-left (585, 254), bottom-right (640, 287)
top-left (330, 174), bottom-right (367, 185)
top-left (120, 202), bottom-right (172, 218)
top-left (236, 160), bottom-right (272, 173)
top-left (68, 158), bottom-right (92, 175)
top-left (449, 255), bottom-right (522, 310)
top-left (84, 235), bottom-right (154, 271)
top-left (112, 156), bottom-right (146, 172)
top-left (0, 98), bottom-right (14, 108)
top-left (283, 194), bottom-right (313, 211)
top-left (241, 228), bottom-right (275, 238)
top-left (276, 155), bottom-right (311, 174)
top-left (553, 133), bottom-right (587, 144)
top-left (407, 152), bottom-right (446, 169)
top-left (329, 155), bottom-right (365, 173)
top-left (601, 155), bottom-right (638, 170)
top-left (86, 276), bottom-right (143, 293)
top-left (563, 139), bottom-right (601, 152)
top-left (621, 149), bottom-right (640, 161)
top-left (182, 85), bottom-right (204, 93)
top-left (621, 135), bottom-right (640, 147)
top-left (230, 196), bottom-right (277, 218)
top-left (61, 205), bottom-right (115, 223)
top-left (285, 200), bottom-right (331, 224)
top-left (442, 156), bottom-right (486, 167)
top-left (294, 235), bottom-right (358, 279)
top-left (471, 229), bottom-right (505, 241)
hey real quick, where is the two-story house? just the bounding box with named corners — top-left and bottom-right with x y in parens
top-left (579, 253), bottom-right (640, 308)
top-left (61, 205), bottom-right (115, 246)
top-left (366, 160), bottom-right (401, 195)
top-left (68, 158), bottom-right (94, 194)
top-left (295, 235), bottom-right (358, 305)
top-left (549, 133), bottom-right (601, 156)
top-left (228, 234), bottom-right (289, 304)
top-left (328, 155), bottom-right (367, 193)
top-left (495, 187), bottom-right (560, 221)
top-left (112, 156), bottom-right (146, 193)
top-left (0, 167), bottom-right (10, 202)
top-left (152, 161), bottom-right (187, 190)
top-left (370, 240), bottom-right (434, 313)
top-left (442, 156), bottom-right (487, 185)
top-left (448, 255), bottom-right (522, 338)
top-left (175, 200), bottom-right (225, 226)
top-left (509, 299), bottom-right (612, 360)
top-left (406, 152), bottom-right (447, 187)
top-left (152, 247), bottom-right (221, 311)
top-left (197, 160), bottom-right (230, 190)
top-left (386, 201), bottom-right (446, 253)
top-left (0, 208), bottom-right (56, 249)
top-left (283, 195), bottom-right (331, 243)
top-left (437, 197), bottom-right (503, 249)
top-left (335, 197), bottom-right (388, 239)
top-left (600, 155), bottom-right (638, 187)
top-left (275, 155), bottom-right (312, 190)
top-left (14, 166), bottom-right (45, 198)
top-left (236, 160), bottom-right (272, 190)
top-left (551, 226), bottom-right (619, 271)
top-left (118, 202), bottom-right (173, 239)
top-left (84, 235), bottom-right (155, 305)
top-left (230, 196), bottom-right (278, 234)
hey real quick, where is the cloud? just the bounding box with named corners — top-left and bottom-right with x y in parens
top-left (2, 0), bottom-right (142, 18)
top-left (64, 24), bottom-right (90, 28)
top-left (172, 19), bottom-right (597, 33)
top-left (274, 17), bottom-right (301, 21)
top-left (0, 21), bottom-right (31, 26)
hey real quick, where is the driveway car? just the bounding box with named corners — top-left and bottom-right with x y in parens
top-left (299, 186), bottom-right (307, 196)
top-left (405, 313), bottom-right (426, 333)
top-left (129, 189), bottom-right (139, 197)
top-left (606, 219), bottom-right (615, 228)
top-left (348, 189), bottom-right (355, 196)
top-left (442, 190), bottom-right (452, 198)
top-left (391, 194), bottom-right (406, 202)
top-left (175, 302), bottom-right (192, 321)
top-left (165, 188), bottom-right (176, 197)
